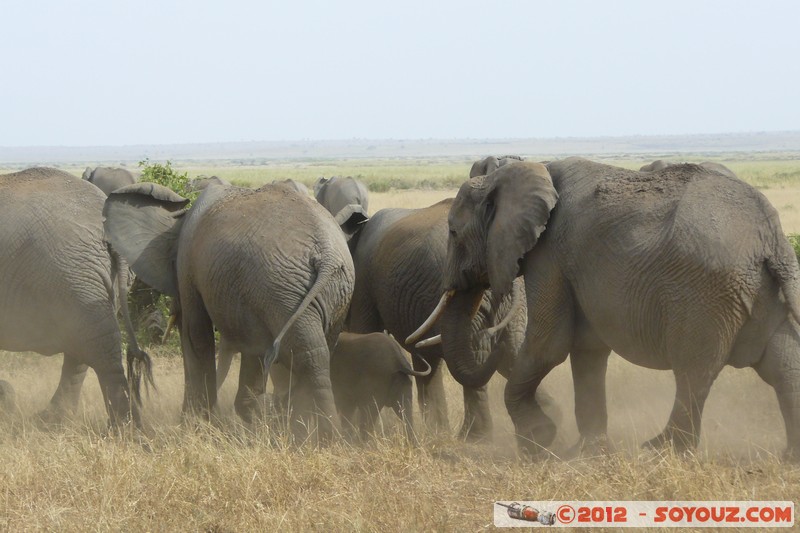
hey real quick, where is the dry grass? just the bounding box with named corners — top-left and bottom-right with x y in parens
top-left (2, 157), bottom-right (800, 530)
top-left (0, 350), bottom-right (797, 531)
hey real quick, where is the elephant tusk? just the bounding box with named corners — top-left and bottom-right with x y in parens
top-left (415, 334), bottom-right (442, 349)
top-left (161, 313), bottom-right (176, 344)
top-left (406, 290), bottom-right (454, 345)
top-left (483, 286), bottom-right (522, 337)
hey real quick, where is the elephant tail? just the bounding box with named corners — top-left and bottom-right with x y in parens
top-left (263, 257), bottom-right (340, 372)
top-left (111, 247), bottom-right (156, 404)
top-left (765, 225), bottom-right (800, 325)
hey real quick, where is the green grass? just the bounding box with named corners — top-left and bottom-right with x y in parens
top-left (3, 153), bottom-right (800, 191)
top-left (181, 160), bottom-right (474, 191)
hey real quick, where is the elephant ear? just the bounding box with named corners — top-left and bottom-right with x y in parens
top-left (103, 183), bottom-right (190, 297)
top-left (314, 176), bottom-right (330, 197)
top-left (484, 162), bottom-right (558, 296)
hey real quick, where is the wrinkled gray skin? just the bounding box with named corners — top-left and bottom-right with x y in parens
top-left (640, 159), bottom-right (738, 179)
top-left (469, 155), bottom-right (525, 179)
top-left (438, 158), bottom-right (800, 457)
top-left (0, 168), bottom-right (150, 425)
top-left (329, 332), bottom-right (431, 442)
top-left (82, 166), bottom-right (138, 195)
top-left (315, 176), bottom-right (370, 237)
top-left (187, 175), bottom-right (230, 192)
top-left (273, 179), bottom-right (310, 196)
top-left (104, 182), bottom-right (354, 440)
top-left (347, 198), bottom-right (557, 441)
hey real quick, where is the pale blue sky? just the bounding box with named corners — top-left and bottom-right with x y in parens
top-left (1, 0), bottom-right (798, 146)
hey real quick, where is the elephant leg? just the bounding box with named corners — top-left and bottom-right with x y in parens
top-left (358, 401), bottom-right (381, 440)
top-left (570, 348), bottom-right (611, 450)
top-left (43, 353), bottom-right (89, 421)
top-left (180, 291), bottom-right (216, 418)
top-left (280, 323), bottom-right (340, 444)
top-left (269, 363), bottom-right (291, 426)
top-left (234, 352), bottom-right (266, 424)
top-left (336, 397), bottom-right (359, 441)
top-left (391, 380), bottom-right (419, 445)
top-left (459, 385), bottom-right (493, 442)
top-left (216, 336), bottom-right (237, 390)
top-left (85, 331), bottom-right (141, 427)
top-left (414, 355), bottom-right (449, 432)
top-left (505, 346), bottom-right (569, 455)
top-left (506, 255), bottom-right (575, 454)
top-left (644, 364), bottom-right (722, 452)
top-left (753, 318), bottom-right (800, 458)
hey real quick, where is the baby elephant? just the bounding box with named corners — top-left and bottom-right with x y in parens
top-left (331, 332), bottom-right (430, 442)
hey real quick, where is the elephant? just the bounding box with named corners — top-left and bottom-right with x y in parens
top-left (330, 332), bottom-right (431, 441)
top-left (187, 175), bottom-right (230, 192)
top-left (346, 197), bottom-right (554, 441)
top-left (314, 176), bottom-right (370, 236)
top-left (469, 155), bottom-right (524, 179)
top-left (638, 159), bottom-right (672, 172)
top-left (103, 181), bottom-right (355, 439)
top-left (273, 179), bottom-right (310, 196)
top-left (414, 157), bottom-right (800, 457)
top-left (640, 159), bottom-right (738, 179)
top-left (0, 167), bottom-right (151, 425)
top-left (82, 166), bottom-right (138, 195)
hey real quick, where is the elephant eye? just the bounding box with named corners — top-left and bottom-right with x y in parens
top-left (449, 229), bottom-right (457, 238)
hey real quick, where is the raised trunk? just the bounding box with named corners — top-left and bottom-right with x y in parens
top-left (438, 288), bottom-right (504, 389)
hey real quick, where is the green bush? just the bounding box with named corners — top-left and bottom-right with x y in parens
top-left (138, 159), bottom-right (198, 202)
top-left (789, 234), bottom-right (800, 264)
top-left (133, 159), bottom-right (196, 348)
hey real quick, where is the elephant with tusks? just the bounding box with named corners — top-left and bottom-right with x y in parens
top-left (413, 158), bottom-right (800, 458)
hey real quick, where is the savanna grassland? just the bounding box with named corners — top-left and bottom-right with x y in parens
top-left (2, 154), bottom-right (800, 531)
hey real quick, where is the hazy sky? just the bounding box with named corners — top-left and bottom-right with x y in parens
top-left (1, 0), bottom-right (798, 146)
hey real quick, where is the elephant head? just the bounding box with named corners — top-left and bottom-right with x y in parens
top-left (408, 162), bottom-right (558, 386)
top-left (469, 155), bottom-right (525, 178)
top-left (314, 176), bottom-right (370, 237)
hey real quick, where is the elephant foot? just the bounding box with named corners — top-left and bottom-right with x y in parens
top-left (36, 405), bottom-right (77, 428)
top-left (458, 420), bottom-right (493, 443)
top-left (515, 418), bottom-right (557, 457)
top-left (567, 434), bottom-right (611, 458)
top-left (782, 446), bottom-right (800, 463)
top-left (642, 427), bottom-right (696, 454)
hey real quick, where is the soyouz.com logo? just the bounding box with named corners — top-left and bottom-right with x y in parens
top-left (493, 501), bottom-right (794, 527)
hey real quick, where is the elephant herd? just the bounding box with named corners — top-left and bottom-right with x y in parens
top-left (1, 157), bottom-right (799, 459)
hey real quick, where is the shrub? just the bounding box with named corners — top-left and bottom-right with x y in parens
top-left (789, 234), bottom-right (800, 264)
top-left (138, 159), bottom-right (198, 202)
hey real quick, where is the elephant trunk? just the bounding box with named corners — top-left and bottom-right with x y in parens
top-left (438, 288), bottom-right (503, 389)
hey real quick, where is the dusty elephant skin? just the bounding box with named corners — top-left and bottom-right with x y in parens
top-left (329, 332), bottom-right (431, 442)
top-left (0, 167), bottom-right (151, 426)
top-left (347, 197), bottom-right (556, 441)
top-left (640, 159), bottom-right (738, 179)
top-left (430, 157), bottom-right (800, 457)
top-left (103, 182), bottom-right (355, 441)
